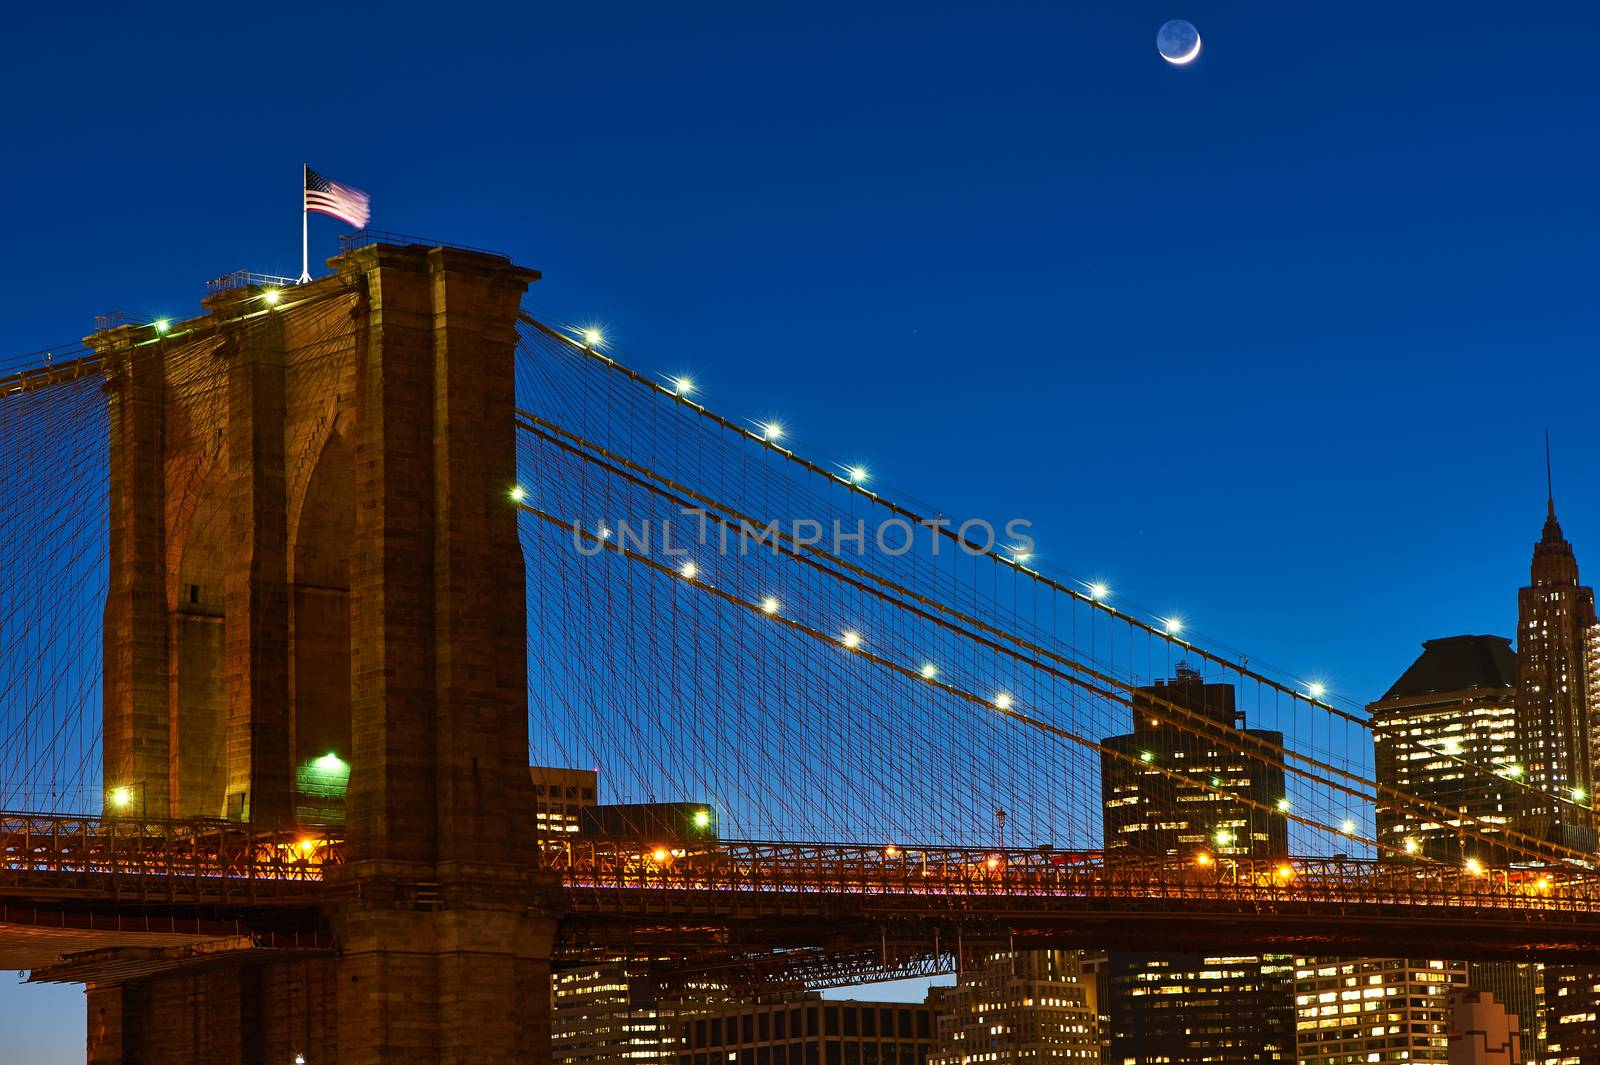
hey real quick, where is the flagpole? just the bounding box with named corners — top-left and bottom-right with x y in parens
top-left (298, 163), bottom-right (311, 284)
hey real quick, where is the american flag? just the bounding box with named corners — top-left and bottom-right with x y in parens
top-left (304, 167), bottom-right (370, 228)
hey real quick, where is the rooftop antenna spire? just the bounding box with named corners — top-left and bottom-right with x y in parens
top-left (1547, 429), bottom-right (1555, 518)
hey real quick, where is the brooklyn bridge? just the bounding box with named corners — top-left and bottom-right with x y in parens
top-left (1, 237), bottom-right (1595, 1062)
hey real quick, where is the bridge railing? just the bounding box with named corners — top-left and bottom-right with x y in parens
top-left (538, 837), bottom-right (1600, 916)
top-left (0, 812), bottom-right (340, 902)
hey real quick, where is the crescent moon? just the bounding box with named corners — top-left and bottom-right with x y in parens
top-left (1165, 33), bottom-right (1201, 65)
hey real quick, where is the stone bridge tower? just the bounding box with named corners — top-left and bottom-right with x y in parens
top-left (89, 243), bottom-right (555, 1063)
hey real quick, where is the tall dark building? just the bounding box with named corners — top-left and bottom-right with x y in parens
top-left (1098, 666), bottom-right (1295, 1063)
top-left (1367, 636), bottom-right (1520, 864)
top-left (1102, 664), bottom-right (1288, 860)
top-left (1515, 489), bottom-right (1600, 831)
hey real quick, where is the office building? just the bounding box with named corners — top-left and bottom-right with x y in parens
top-left (1101, 664), bottom-right (1288, 861)
top-left (1368, 636), bottom-right (1520, 862)
top-left (532, 765), bottom-right (599, 834)
top-left (678, 992), bottom-right (938, 1065)
top-left (1098, 667), bottom-right (1295, 1062)
top-left (1514, 491), bottom-right (1600, 840)
top-left (554, 961), bottom-right (676, 1065)
top-left (1293, 957), bottom-right (1467, 1064)
top-left (929, 950), bottom-right (1100, 1064)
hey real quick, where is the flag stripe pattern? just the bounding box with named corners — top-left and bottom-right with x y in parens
top-left (304, 168), bottom-right (371, 228)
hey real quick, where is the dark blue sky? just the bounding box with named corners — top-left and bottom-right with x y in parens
top-left (6, 2), bottom-right (1600, 1055)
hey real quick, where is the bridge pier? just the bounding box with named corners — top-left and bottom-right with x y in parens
top-left (82, 241), bottom-right (559, 1063)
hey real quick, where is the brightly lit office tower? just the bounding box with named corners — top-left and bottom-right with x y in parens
top-left (1514, 490), bottom-right (1600, 843)
top-left (553, 962), bottom-right (676, 1065)
top-left (928, 950), bottom-right (1100, 1065)
top-left (1368, 635), bottom-right (1520, 864)
top-left (1293, 958), bottom-right (1468, 1065)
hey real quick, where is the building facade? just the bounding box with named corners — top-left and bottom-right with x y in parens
top-left (553, 962), bottom-right (677, 1065)
top-left (678, 993), bottom-right (938, 1065)
top-left (929, 950), bottom-right (1100, 1064)
top-left (1097, 667), bottom-right (1296, 1062)
top-left (1367, 636), bottom-right (1520, 863)
top-left (1514, 496), bottom-right (1600, 838)
top-left (1096, 953), bottom-right (1296, 1064)
top-left (1448, 988), bottom-right (1523, 1064)
top-left (531, 765), bottom-right (599, 834)
top-left (1293, 957), bottom-right (1467, 1064)
top-left (1101, 664), bottom-right (1288, 861)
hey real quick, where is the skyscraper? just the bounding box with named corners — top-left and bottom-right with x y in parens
top-left (1514, 484), bottom-right (1600, 840)
top-left (1098, 666), bottom-right (1296, 1063)
top-left (1367, 636), bottom-right (1520, 863)
top-left (1101, 664), bottom-right (1288, 860)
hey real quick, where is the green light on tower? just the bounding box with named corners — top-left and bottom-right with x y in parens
top-left (693, 809), bottom-right (712, 830)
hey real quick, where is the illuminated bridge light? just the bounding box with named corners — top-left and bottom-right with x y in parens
top-left (680, 560), bottom-right (698, 580)
top-left (840, 630), bottom-right (861, 649)
top-left (315, 752), bottom-right (345, 773)
top-left (1536, 876), bottom-right (1554, 892)
top-left (1403, 838), bottom-right (1420, 855)
top-left (884, 845), bottom-right (900, 857)
top-left (651, 846), bottom-right (670, 863)
top-left (848, 466), bottom-right (868, 484)
top-left (582, 327), bottom-right (604, 348)
top-left (1503, 763), bottom-right (1525, 780)
top-left (153, 318), bottom-right (171, 334)
top-left (1138, 751), bottom-right (1153, 764)
top-left (673, 376), bottom-right (693, 396)
top-left (297, 837), bottom-right (317, 857)
top-left (1306, 682), bottom-right (1327, 699)
top-left (1194, 851), bottom-right (1213, 867)
top-left (1276, 798), bottom-right (1291, 812)
top-left (993, 692), bottom-right (1013, 711)
top-left (509, 485), bottom-right (526, 503)
top-left (1465, 857), bottom-right (1485, 877)
top-left (692, 809), bottom-right (712, 829)
top-left (109, 787), bottom-right (132, 809)
top-left (1340, 819), bottom-right (1356, 834)
top-left (984, 855), bottom-right (1001, 871)
top-left (760, 596), bottom-right (780, 615)
top-left (919, 662), bottom-right (938, 680)
top-left (1088, 582), bottom-right (1109, 601)
top-left (1214, 829), bottom-right (1234, 847)
top-left (262, 289), bottom-right (281, 306)
top-left (1163, 617), bottom-right (1183, 635)
top-left (1574, 786), bottom-right (1588, 803)
top-left (762, 422), bottom-right (783, 442)
top-left (1274, 862), bottom-right (1295, 881)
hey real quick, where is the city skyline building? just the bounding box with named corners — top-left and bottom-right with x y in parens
top-left (1293, 957), bottom-right (1467, 1064)
top-left (1101, 664), bottom-right (1288, 861)
top-left (928, 950), bottom-right (1100, 1064)
top-left (1098, 668), bottom-right (1296, 1062)
top-left (1367, 635), bottom-right (1520, 863)
top-left (677, 992), bottom-right (939, 1065)
top-left (553, 961), bottom-right (677, 1065)
top-left (1513, 480), bottom-right (1600, 842)
top-left (1095, 952), bottom-right (1296, 1064)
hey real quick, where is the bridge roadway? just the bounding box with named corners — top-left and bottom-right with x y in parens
top-left (5, 812), bottom-right (1600, 981)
